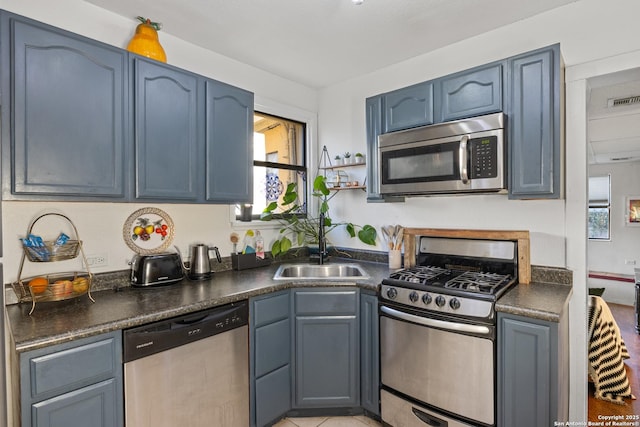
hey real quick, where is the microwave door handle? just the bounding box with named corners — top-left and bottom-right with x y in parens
top-left (459, 135), bottom-right (469, 184)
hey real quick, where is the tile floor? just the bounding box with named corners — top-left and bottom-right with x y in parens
top-left (273, 415), bottom-right (381, 427)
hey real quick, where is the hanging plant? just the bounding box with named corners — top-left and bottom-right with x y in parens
top-left (261, 175), bottom-right (376, 256)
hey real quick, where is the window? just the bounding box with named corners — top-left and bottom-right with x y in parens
top-left (236, 112), bottom-right (307, 221)
top-left (588, 175), bottom-right (611, 240)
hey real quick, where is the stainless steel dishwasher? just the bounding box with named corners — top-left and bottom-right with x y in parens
top-left (123, 301), bottom-right (249, 427)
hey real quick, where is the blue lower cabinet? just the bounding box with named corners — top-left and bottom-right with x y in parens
top-left (498, 312), bottom-right (568, 426)
top-left (255, 365), bottom-right (291, 427)
top-left (20, 331), bottom-right (123, 427)
top-left (251, 288), bottom-right (378, 425)
top-left (360, 292), bottom-right (379, 416)
top-left (32, 380), bottom-right (118, 427)
top-left (293, 288), bottom-right (360, 409)
top-left (294, 316), bottom-right (359, 408)
top-left (250, 291), bottom-right (292, 427)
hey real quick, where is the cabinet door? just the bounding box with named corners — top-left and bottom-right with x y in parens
top-left (498, 315), bottom-right (552, 427)
top-left (508, 44), bottom-right (561, 199)
top-left (295, 316), bottom-right (359, 408)
top-left (365, 96), bottom-right (383, 202)
top-left (383, 81), bottom-right (434, 132)
top-left (205, 80), bottom-right (253, 203)
top-left (360, 293), bottom-right (379, 416)
top-left (32, 379), bottom-right (118, 427)
top-left (2, 13), bottom-right (127, 199)
top-left (133, 57), bottom-right (202, 201)
top-left (20, 331), bottom-right (123, 427)
top-left (250, 291), bottom-right (291, 427)
top-left (440, 63), bottom-right (503, 122)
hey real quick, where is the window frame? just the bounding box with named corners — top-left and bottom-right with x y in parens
top-left (229, 99), bottom-right (318, 227)
top-left (588, 174), bottom-right (611, 241)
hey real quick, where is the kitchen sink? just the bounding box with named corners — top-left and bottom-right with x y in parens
top-left (273, 263), bottom-right (369, 280)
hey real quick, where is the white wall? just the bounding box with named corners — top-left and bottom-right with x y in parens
top-left (318, 0), bottom-right (640, 422)
top-left (588, 161), bottom-right (640, 304)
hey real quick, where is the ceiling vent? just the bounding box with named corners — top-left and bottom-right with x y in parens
top-left (608, 95), bottom-right (640, 108)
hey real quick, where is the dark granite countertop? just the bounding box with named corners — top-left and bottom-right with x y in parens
top-left (6, 259), bottom-right (390, 353)
top-left (6, 259), bottom-right (573, 354)
top-left (496, 282), bottom-right (572, 322)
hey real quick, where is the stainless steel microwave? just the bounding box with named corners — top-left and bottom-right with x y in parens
top-left (378, 112), bottom-right (506, 196)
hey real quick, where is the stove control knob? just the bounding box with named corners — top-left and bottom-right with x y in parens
top-left (386, 288), bottom-right (398, 300)
top-left (435, 295), bottom-right (446, 307)
top-left (449, 298), bottom-right (461, 310)
top-left (422, 293), bottom-right (432, 305)
top-left (409, 291), bottom-right (419, 303)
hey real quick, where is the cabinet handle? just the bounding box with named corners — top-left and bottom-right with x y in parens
top-left (459, 135), bottom-right (469, 184)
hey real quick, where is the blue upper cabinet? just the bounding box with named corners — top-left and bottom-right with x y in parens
top-left (1, 12), bottom-right (128, 200)
top-left (132, 57), bottom-right (203, 201)
top-left (1, 10), bottom-right (255, 204)
top-left (365, 44), bottom-right (562, 201)
top-left (383, 81), bottom-right (434, 132)
top-left (439, 62), bottom-right (503, 122)
top-left (365, 96), bottom-right (383, 202)
top-left (205, 80), bottom-right (254, 203)
top-left (507, 44), bottom-right (561, 199)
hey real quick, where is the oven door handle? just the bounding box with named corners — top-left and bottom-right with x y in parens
top-left (459, 134), bottom-right (469, 184)
top-left (380, 305), bottom-right (491, 335)
top-left (411, 407), bottom-right (447, 426)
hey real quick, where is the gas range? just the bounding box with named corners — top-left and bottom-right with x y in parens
top-left (380, 237), bottom-right (518, 321)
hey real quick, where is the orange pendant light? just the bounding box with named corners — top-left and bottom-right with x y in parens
top-left (127, 16), bottom-right (167, 63)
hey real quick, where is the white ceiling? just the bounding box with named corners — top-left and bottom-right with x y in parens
top-left (84, 0), bottom-right (577, 88)
top-left (588, 68), bottom-right (640, 164)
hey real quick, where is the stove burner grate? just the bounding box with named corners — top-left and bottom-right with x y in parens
top-left (445, 271), bottom-right (513, 294)
top-left (389, 266), bottom-right (449, 284)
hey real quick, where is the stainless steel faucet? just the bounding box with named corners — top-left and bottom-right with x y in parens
top-left (318, 212), bottom-right (328, 264)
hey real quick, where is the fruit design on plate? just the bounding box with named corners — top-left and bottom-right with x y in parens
top-left (28, 277), bottom-right (49, 294)
top-left (132, 217), bottom-right (168, 242)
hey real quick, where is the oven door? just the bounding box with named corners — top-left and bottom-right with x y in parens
top-left (380, 304), bottom-right (495, 426)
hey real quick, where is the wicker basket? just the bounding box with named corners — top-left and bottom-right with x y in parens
top-left (14, 272), bottom-right (92, 303)
top-left (23, 240), bottom-right (81, 262)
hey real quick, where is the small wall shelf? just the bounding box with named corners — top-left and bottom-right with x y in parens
top-left (329, 185), bottom-right (366, 192)
top-left (322, 161), bottom-right (366, 170)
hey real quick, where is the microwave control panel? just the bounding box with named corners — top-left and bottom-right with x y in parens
top-left (469, 136), bottom-right (498, 178)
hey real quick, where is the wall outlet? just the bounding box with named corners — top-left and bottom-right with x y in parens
top-left (86, 253), bottom-right (108, 267)
top-left (625, 259), bottom-right (637, 265)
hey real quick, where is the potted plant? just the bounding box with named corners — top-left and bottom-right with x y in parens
top-left (354, 152), bottom-right (365, 164)
top-left (334, 155), bottom-right (342, 166)
top-left (343, 152), bottom-right (352, 164)
top-left (261, 175), bottom-right (377, 256)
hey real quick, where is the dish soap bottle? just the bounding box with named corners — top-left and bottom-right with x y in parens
top-left (242, 230), bottom-right (255, 254)
top-left (255, 231), bottom-right (265, 259)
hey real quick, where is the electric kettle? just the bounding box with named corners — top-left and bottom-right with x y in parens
top-left (178, 244), bottom-right (222, 280)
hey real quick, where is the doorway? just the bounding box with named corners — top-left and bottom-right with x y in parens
top-left (583, 64), bottom-right (640, 418)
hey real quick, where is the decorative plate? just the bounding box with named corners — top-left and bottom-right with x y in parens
top-left (123, 207), bottom-right (174, 255)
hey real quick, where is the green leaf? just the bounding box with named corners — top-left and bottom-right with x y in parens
top-left (271, 240), bottom-right (281, 256)
top-left (346, 223), bottom-right (356, 237)
top-left (296, 231), bottom-right (306, 246)
top-left (282, 191), bottom-right (298, 205)
top-left (263, 201), bottom-right (278, 213)
top-left (280, 237), bottom-right (292, 253)
top-left (259, 212), bottom-right (273, 221)
top-left (357, 225), bottom-right (377, 246)
top-left (285, 182), bottom-right (297, 193)
top-left (320, 201), bottom-right (329, 214)
top-left (313, 176), bottom-right (330, 196)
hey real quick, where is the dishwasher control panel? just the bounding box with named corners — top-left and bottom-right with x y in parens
top-left (123, 300), bottom-right (248, 362)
